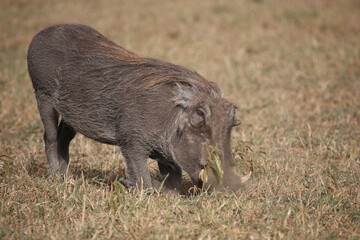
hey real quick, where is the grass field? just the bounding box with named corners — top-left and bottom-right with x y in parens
top-left (1, 0), bottom-right (359, 239)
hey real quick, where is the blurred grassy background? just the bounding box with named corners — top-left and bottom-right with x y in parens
top-left (0, 0), bottom-right (359, 239)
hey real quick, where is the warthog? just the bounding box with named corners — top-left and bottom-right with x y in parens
top-left (27, 24), bottom-right (249, 193)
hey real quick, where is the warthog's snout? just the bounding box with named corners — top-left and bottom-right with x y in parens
top-left (198, 164), bottom-right (251, 193)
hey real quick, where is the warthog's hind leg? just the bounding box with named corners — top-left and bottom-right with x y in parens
top-left (36, 95), bottom-right (60, 175)
top-left (57, 120), bottom-right (77, 175)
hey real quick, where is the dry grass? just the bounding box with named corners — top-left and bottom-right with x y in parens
top-left (1, 0), bottom-right (359, 239)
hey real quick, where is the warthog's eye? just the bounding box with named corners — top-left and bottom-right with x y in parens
top-left (197, 108), bottom-right (205, 118)
top-left (189, 106), bottom-right (207, 128)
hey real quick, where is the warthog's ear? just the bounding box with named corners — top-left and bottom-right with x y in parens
top-left (172, 82), bottom-right (197, 109)
top-left (209, 81), bottom-right (223, 97)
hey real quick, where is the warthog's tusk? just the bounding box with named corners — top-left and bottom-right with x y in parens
top-left (241, 172), bottom-right (252, 183)
top-left (199, 169), bottom-right (205, 182)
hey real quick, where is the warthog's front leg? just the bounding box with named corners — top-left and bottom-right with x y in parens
top-left (157, 161), bottom-right (182, 192)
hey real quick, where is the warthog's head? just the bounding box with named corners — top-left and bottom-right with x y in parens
top-left (170, 82), bottom-right (249, 193)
